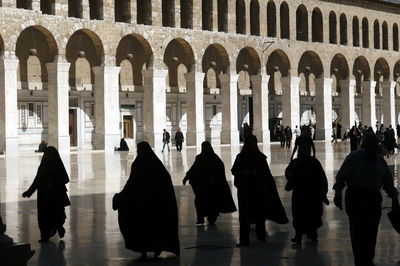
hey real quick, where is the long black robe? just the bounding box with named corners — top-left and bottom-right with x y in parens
top-left (184, 152), bottom-right (236, 218)
top-left (113, 143), bottom-right (180, 256)
top-left (285, 156), bottom-right (328, 234)
top-left (232, 150), bottom-right (288, 225)
top-left (25, 146), bottom-right (70, 239)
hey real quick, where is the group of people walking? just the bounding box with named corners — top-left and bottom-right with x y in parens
top-left (21, 126), bottom-right (399, 265)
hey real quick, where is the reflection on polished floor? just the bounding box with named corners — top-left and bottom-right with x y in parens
top-left (1, 142), bottom-right (400, 266)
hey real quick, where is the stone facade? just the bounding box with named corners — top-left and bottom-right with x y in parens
top-left (0, 0), bottom-right (400, 153)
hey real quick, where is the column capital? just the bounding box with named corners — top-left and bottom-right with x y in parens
top-left (92, 65), bottom-right (121, 75)
top-left (46, 61), bottom-right (71, 73)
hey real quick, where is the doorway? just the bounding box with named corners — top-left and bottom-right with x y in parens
top-left (69, 109), bottom-right (77, 147)
top-left (123, 115), bottom-right (133, 139)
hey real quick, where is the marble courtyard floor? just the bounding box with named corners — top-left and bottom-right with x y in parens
top-left (0, 141), bottom-right (400, 266)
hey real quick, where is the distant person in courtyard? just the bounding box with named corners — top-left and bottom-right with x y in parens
top-left (115, 138), bottom-right (129, 151)
top-left (232, 135), bottom-right (288, 246)
top-left (112, 141), bottom-right (179, 260)
top-left (349, 126), bottom-right (361, 152)
top-left (331, 124), bottom-right (338, 144)
top-left (162, 129), bottom-right (170, 152)
top-left (291, 127), bottom-right (316, 160)
top-left (285, 143), bottom-right (329, 244)
top-left (310, 125), bottom-right (315, 140)
top-left (337, 123), bottom-right (342, 140)
top-left (174, 128), bottom-right (184, 152)
top-left (22, 146), bottom-right (70, 243)
top-left (35, 140), bottom-right (47, 153)
top-left (397, 124), bottom-right (400, 139)
top-left (334, 133), bottom-right (400, 266)
top-left (285, 126), bottom-right (292, 148)
top-left (243, 122), bottom-right (252, 140)
top-left (183, 141), bottom-right (236, 225)
top-left (279, 126), bottom-right (286, 148)
top-left (293, 125), bottom-right (301, 139)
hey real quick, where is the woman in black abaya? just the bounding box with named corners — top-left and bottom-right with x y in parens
top-left (285, 143), bottom-right (329, 243)
top-left (22, 146), bottom-right (70, 242)
top-left (232, 135), bottom-right (288, 246)
top-left (112, 141), bottom-right (179, 260)
top-left (183, 141), bottom-right (236, 225)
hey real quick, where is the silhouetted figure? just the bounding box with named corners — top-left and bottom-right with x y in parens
top-left (337, 123), bottom-right (342, 140)
top-left (175, 128), bottom-right (184, 152)
top-left (349, 126), bottom-right (361, 152)
top-left (285, 146), bottom-right (329, 244)
top-left (232, 135), bottom-right (288, 246)
top-left (243, 122), bottom-right (252, 140)
top-left (22, 146), bottom-right (70, 243)
top-left (162, 129), bottom-right (170, 152)
top-left (285, 126), bottom-right (292, 148)
top-left (35, 141), bottom-right (47, 153)
top-left (279, 126), bottom-right (285, 148)
top-left (334, 133), bottom-right (400, 266)
top-left (183, 141), bottom-right (236, 225)
top-left (112, 142), bottom-right (179, 260)
top-left (115, 138), bottom-right (129, 151)
top-left (397, 124), bottom-right (400, 138)
top-left (291, 127), bottom-right (316, 160)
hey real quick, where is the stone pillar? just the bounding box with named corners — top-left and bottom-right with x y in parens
top-left (93, 66), bottom-right (121, 151)
top-left (281, 76), bottom-right (300, 129)
top-left (212, 0), bottom-right (218, 31)
top-left (250, 74), bottom-right (270, 143)
top-left (382, 80), bottom-right (396, 127)
top-left (152, 0), bottom-right (162, 26)
top-left (339, 79), bottom-right (356, 130)
top-left (361, 81), bottom-right (377, 127)
top-left (227, 0), bottom-right (236, 33)
top-left (175, 0), bottom-right (181, 28)
top-left (0, 57), bottom-right (19, 155)
top-left (81, 0), bottom-right (90, 19)
top-left (219, 73), bottom-right (240, 145)
top-left (193, 0), bottom-right (202, 30)
top-left (315, 78), bottom-right (333, 140)
top-left (54, 0), bottom-right (68, 16)
top-left (46, 57), bottom-right (71, 152)
top-left (142, 69), bottom-right (168, 150)
top-left (31, 0), bottom-right (40, 11)
top-left (185, 72), bottom-right (205, 146)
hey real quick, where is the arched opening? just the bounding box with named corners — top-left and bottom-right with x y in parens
top-left (312, 8), bottom-right (323, 43)
top-left (16, 26), bottom-right (58, 150)
top-left (162, 0), bottom-right (175, 27)
top-left (181, 0), bottom-right (193, 29)
top-left (329, 11), bottom-right (337, 44)
top-left (68, 0), bottom-right (81, 18)
top-left (236, 0), bottom-right (246, 34)
top-left (89, 0), bottom-right (102, 20)
top-left (353, 17), bottom-right (360, 47)
top-left (217, 0), bottom-right (228, 32)
top-left (17, 0), bottom-right (30, 9)
top-left (280, 2), bottom-right (289, 39)
top-left (115, 0), bottom-right (131, 22)
top-left (267, 0), bottom-right (277, 37)
top-left (353, 56), bottom-right (371, 94)
top-left (250, 0), bottom-right (260, 36)
top-left (374, 20), bottom-right (380, 49)
top-left (362, 18), bottom-right (369, 48)
top-left (202, 0), bottom-right (213, 31)
top-left (394, 24), bottom-right (399, 51)
top-left (40, 0), bottom-right (54, 14)
top-left (340, 14), bottom-right (347, 45)
top-left (374, 58), bottom-right (390, 94)
top-left (137, 0), bottom-right (152, 25)
top-left (296, 5), bottom-right (308, 41)
top-left (382, 21), bottom-right (388, 50)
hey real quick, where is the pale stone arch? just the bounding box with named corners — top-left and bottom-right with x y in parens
top-left (267, 1), bottom-right (277, 37)
top-left (236, 0), bottom-right (246, 34)
top-left (312, 8), bottom-right (323, 43)
top-left (330, 53), bottom-right (350, 93)
top-left (202, 43), bottom-right (230, 75)
top-left (353, 56), bottom-right (371, 93)
top-left (279, 1), bottom-right (289, 39)
top-left (266, 49), bottom-right (291, 95)
top-left (296, 4), bottom-right (308, 41)
top-left (309, 73), bottom-right (316, 94)
top-left (329, 11), bottom-right (337, 44)
top-left (236, 47), bottom-right (261, 75)
top-left (237, 70), bottom-right (251, 90)
top-left (331, 74), bottom-right (338, 94)
top-left (250, 0), bottom-right (260, 36)
top-left (374, 57), bottom-right (390, 94)
top-left (298, 51), bottom-right (324, 79)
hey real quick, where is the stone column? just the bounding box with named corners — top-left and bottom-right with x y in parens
top-left (93, 66), bottom-right (121, 151)
top-left (185, 72), bottom-right (205, 146)
top-left (361, 80), bottom-right (377, 127)
top-left (142, 69), bottom-right (168, 150)
top-left (0, 57), bottom-right (19, 155)
top-left (281, 76), bottom-right (300, 129)
top-left (219, 73), bottom-right (240, 145)
top-left (339, 79), bottom-right (356, 130)
top-left (152, 0), bottom-right (162, 26)
top-left (81, 0), bottom-right (90, 19)
top-left (193, 0), bottom-right (202, 30)
top-left (31, 0), bottom-right (40, 11)
top-left (315, 78), bottom-right (333, 140)
top-left (46, 57), bottom-right (71, 152)
top-left (382, 80), bottom-right (396, 127)
top-left (250, 74), bottom-right (270, 143)
top-left (227, 0), bottom-right (236, 33)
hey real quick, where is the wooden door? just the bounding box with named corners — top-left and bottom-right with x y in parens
top-left (123, 115), bottom-right (133, 139)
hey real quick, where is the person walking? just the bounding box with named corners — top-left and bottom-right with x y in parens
top-left (112, 142), bottom-right (180, 260)
top-left (285, 145), bottom-right (329, 244)
top-left (333, 133), bottom-right (400, 266)
top-left (285, 126), bottom-right (292, 148)
top-left (22, 146), bottom-right (70, 243)
top-left (331, 124), bottom-right (337, 143)
top-left (232, 135), bottom-right (288, 246)
top-left (291, 127), bottom-right (316, 160)
top-left (183, 141), bottom-right (236, 225)
top-left (175, 128), bottom-right (184, 152)
top-left (279, 126), bottom-right (286, 148)
top-left (349, 126), bottom-right (360, 152)
top-left (162, 129), bottom-right (170, 152)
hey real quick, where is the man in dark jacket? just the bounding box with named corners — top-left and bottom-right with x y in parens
top-left (162, 129), bottom-right (170, 152)
top-left (175, 128), bottom-right (184, 152)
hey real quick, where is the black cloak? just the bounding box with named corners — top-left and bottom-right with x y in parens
top-left (184, 141), bottom-right (236, 218)
top-left (231, 136), bottom-right (288, 224)
top-left (24, 146), bottom-right (70, 239)
top-left (285, 156), bottom-right (328, 232)
top-left (113, 142), bottom-right (180, 256)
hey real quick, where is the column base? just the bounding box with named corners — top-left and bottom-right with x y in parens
top-left (186, 131), bottom-right (205, 147)
top-left (316, 128), bottom-right (332, 141)
top-left (221, 130), bottom-right (240, 145)
top-left (48, 136), bottom-right (70, 153)
top-left (3, 137), bottom-right (18, 156)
